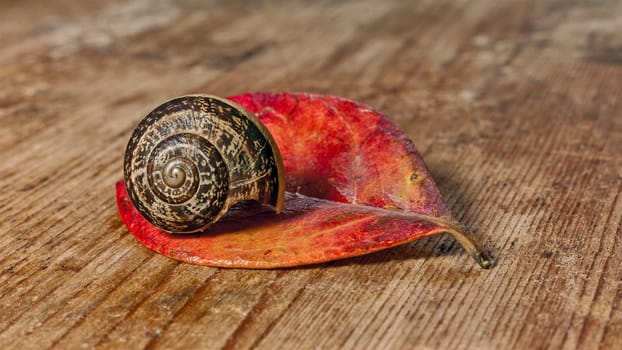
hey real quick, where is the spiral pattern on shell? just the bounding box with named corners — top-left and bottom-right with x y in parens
top-left (123, 95), bottom-right (285, 233)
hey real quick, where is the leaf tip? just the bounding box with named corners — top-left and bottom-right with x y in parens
top-left (444, 227), bottom-right (494, 270)
top-left (473, 251), bottom-right (494, 269)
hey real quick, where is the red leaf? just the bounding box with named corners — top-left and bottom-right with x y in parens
top-left (116, 93), bottom-right (491, 268)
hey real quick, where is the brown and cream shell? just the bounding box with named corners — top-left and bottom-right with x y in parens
top-left (123, 95), bottom-right (285, 233)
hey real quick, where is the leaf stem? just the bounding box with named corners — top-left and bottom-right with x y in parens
top-left (445, 228), bottom-right (493, 269)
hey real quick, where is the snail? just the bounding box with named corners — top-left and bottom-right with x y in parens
top-left (123, 95), bottom-right (285, 233)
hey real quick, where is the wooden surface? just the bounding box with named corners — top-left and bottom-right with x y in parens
top-left (1, 0), bottom-right (620, 349)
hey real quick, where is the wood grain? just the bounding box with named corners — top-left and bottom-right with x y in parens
top-left (0, 0), bottom-right (620, 349)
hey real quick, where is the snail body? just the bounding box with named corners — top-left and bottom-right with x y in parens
top-left (123, 95), bottom-right (285, 233)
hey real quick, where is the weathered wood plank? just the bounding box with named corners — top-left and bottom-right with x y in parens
top-left (0, 0), bottom-right (620, 349)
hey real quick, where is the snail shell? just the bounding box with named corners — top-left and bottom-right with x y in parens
top-left (123, 95), bottom-right (285, 233)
